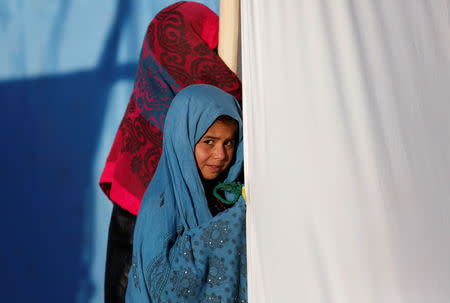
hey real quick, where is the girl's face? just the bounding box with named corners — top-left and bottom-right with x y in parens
top-left (194, 119), bottom-right (238, 180)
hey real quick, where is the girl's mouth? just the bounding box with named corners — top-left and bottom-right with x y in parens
top-left (207, 165), bottom-right (222, 172)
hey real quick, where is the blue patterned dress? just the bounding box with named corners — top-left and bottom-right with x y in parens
top-left (126, 84), bottom-right (247, 303)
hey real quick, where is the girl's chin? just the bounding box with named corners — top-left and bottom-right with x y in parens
top-left (201, 169), bottom-right (222, 180)
top-left (202, 173), bottom-right (220, 180)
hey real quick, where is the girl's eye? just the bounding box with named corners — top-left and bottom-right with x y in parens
top-left (225, 140), bottom-right (235, 147)
top-left (203, 139), bottom-right (214, 145)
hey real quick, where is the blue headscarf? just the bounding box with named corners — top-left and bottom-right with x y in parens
top-left (126, 84), bottom-right (247, 302)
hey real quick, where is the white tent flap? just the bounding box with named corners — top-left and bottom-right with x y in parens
top-left (242, 1), bottom-right (450, 302)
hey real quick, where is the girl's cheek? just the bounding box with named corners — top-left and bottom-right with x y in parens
top-left (195, 145), bottom-right (211, 163)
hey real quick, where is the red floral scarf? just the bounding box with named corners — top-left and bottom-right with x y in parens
top-left (99, 1), bottom-right (242, 214)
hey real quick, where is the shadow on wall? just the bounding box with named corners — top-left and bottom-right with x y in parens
top-left (0, 0), bottom-right (136, 302)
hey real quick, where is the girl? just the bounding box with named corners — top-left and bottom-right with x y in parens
top-left (126, 84), bottom-right (247, 302)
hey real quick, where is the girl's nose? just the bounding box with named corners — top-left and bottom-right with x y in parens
top-left (213, 145), bottom-right (226, 160)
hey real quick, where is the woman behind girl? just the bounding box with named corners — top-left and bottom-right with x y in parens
top-left (126, 84), bottom-right (247, 302)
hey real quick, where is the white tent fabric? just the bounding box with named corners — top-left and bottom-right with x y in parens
top-left (241, 1), bottom-right (450, 302)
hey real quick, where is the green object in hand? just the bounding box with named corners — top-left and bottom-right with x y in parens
top-left (213, 182), bottom-right (241, 205)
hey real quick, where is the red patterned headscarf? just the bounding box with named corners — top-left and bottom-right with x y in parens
top-left (99, 1), bottom-right (242, 215)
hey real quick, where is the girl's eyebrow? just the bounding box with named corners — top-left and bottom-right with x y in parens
top-left (202, 136), bottom-right (236, 140)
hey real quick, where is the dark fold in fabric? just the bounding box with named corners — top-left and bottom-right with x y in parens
top-left (104, 204), bottom-right (137, 303)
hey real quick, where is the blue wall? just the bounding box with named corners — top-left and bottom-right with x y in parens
top-left (0, 1), bottom-right (218, 302)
